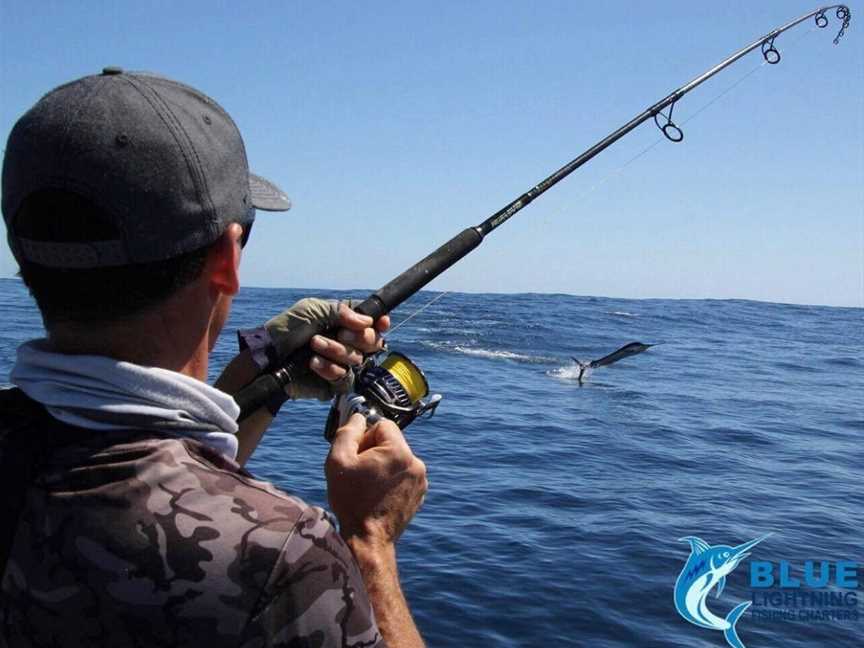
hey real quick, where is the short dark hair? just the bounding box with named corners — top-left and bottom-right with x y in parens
top-left (13, 190), bottom-right (212, 325)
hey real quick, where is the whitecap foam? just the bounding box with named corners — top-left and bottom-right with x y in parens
top-left (420, 341), bottom-right (557, 364)
top-left (548, 363), bottom-right (593, 382)
top-left (454, 346), bottom-right (537, 362)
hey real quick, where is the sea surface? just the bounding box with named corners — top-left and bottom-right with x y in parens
top-left (1, 277), bottom-right (862, 647)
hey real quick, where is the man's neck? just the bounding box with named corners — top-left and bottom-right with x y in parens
top-left (46, 287), bottom-right (217, 381)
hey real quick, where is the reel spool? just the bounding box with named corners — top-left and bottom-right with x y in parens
top-left (324, 351), bottom-right (442, 442)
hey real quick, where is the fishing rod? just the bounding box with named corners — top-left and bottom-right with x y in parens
top-left (235, 5), bottom-right (852, 426)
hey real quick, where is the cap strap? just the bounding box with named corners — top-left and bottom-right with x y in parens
top-left (15, 238), bottom-right (128, 268)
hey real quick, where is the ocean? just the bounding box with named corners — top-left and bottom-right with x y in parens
top-left (1, 277), bottom-right (861, 647)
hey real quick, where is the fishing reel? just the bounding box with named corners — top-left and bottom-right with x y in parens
top-left (323, 351), bottom-right (442, 442)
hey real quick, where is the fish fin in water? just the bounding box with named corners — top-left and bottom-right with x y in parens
top-left (570, 358), bottom-right (589, 382)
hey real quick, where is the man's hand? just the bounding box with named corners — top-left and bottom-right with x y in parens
top-left (263, 299), bottom-right (390, 400)
top-left (325, 414), bottom-right (427, 546)
top-left (325, 414), bottom-right (428, 647)
top-left (221, 299), bottom-right (388, 465)
top-left (308, 303), bottom-right (390, 383)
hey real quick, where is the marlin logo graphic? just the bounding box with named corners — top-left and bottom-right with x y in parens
top-left (674, 534), bottom-right (771, 648)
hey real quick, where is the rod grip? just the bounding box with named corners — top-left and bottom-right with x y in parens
top-left (234, 371), bottom-right (288, 417)
top-left (372, 227), bottom-right (482, 313)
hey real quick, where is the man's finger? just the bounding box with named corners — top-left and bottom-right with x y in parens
top-left (359, 418), bottom-right (412, 456)
top-left (309, 355), bottom-right (348, 381)
top-left (336, 328), bottom-right (383, 354)
top-left (328, 413), bottom-right (367, 465)
top-left (375, 315), bottom-right (391, 333)
top-left (337, 303), bottom-right (374, 330)
top-left (311, 335), bottom-right (364, 366)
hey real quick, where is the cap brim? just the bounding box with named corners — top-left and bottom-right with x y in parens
top-left (250, 173), bottom-right (291, 211)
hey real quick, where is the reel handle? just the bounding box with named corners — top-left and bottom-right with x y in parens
top-left (324, 394), bottom-right (382, 443)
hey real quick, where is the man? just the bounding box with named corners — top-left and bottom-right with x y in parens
top-left (0, 68), bottom-right (427, 647)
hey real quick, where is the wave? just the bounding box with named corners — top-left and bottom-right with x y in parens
top-left (823, 357), bottom-right (862, 368)
top-left (453, 346), bottom-right (558, 364)
top-left (421, 340), bottom-right (557, 364)
top-left (609, 311), bottom-right (638, 317)
top-left (548, 364), bottom-right (593, 381)
top-left (454, 346), bottom-right (528, 360)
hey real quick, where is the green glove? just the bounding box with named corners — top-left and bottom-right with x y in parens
top-left (265, 298), bottom-right (341, 359)
top-left (238, 298), bottom-right (352, 404)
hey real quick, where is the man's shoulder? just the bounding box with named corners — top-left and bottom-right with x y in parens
top-left (0, 386), bottom-right (314, 584)
top-left (0, 385), bottom-right (303, 517)
top-left (169, 429), bottom-right (311, 517)
top-left (56, 426), bottom-right (317, 548)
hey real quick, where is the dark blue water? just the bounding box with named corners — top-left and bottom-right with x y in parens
top-left (1, 277), bottom-right (861, 647)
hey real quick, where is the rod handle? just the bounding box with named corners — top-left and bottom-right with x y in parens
top-left (234, 372), bottom-right (287, 418)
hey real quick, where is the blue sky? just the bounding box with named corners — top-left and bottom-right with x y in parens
top-left (1, 1), bottom-right (862, 307)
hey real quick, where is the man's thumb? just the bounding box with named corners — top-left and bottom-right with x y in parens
top-left (328, 413), bottom-right (367, 465)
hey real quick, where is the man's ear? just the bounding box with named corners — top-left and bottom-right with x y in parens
top-left (206, 223), bottom-right (243, 297)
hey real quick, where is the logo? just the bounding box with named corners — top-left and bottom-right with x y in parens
top-left (749, 559), bottom-right (859, 623)
top-left (674, 534), bottom-right (771, 648)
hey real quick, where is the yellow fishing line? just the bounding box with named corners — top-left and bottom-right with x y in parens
top-left (381, 353), bottom-right (428, 403)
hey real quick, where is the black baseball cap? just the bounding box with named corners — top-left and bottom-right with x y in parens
top-left (2, 67), bottom-right (291, 268)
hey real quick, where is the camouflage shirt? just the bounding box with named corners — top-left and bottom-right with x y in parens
top-left (0, 388), bottom-right (384, 648)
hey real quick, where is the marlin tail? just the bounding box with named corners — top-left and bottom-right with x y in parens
top-left (571, 341), bottom-right (655, 382)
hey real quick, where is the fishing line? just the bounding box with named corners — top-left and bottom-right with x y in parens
top-left (549, 26), bottom-right (818, 215)
top-left (388, 290), bottom-right (451, 335)
top-left (393, 29), bottom-right (820, 329)
top-left (388, 27), bottom-right (816, 335)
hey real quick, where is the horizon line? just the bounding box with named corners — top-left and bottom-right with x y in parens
top-left (0, 276), bottom-right (860, 310)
